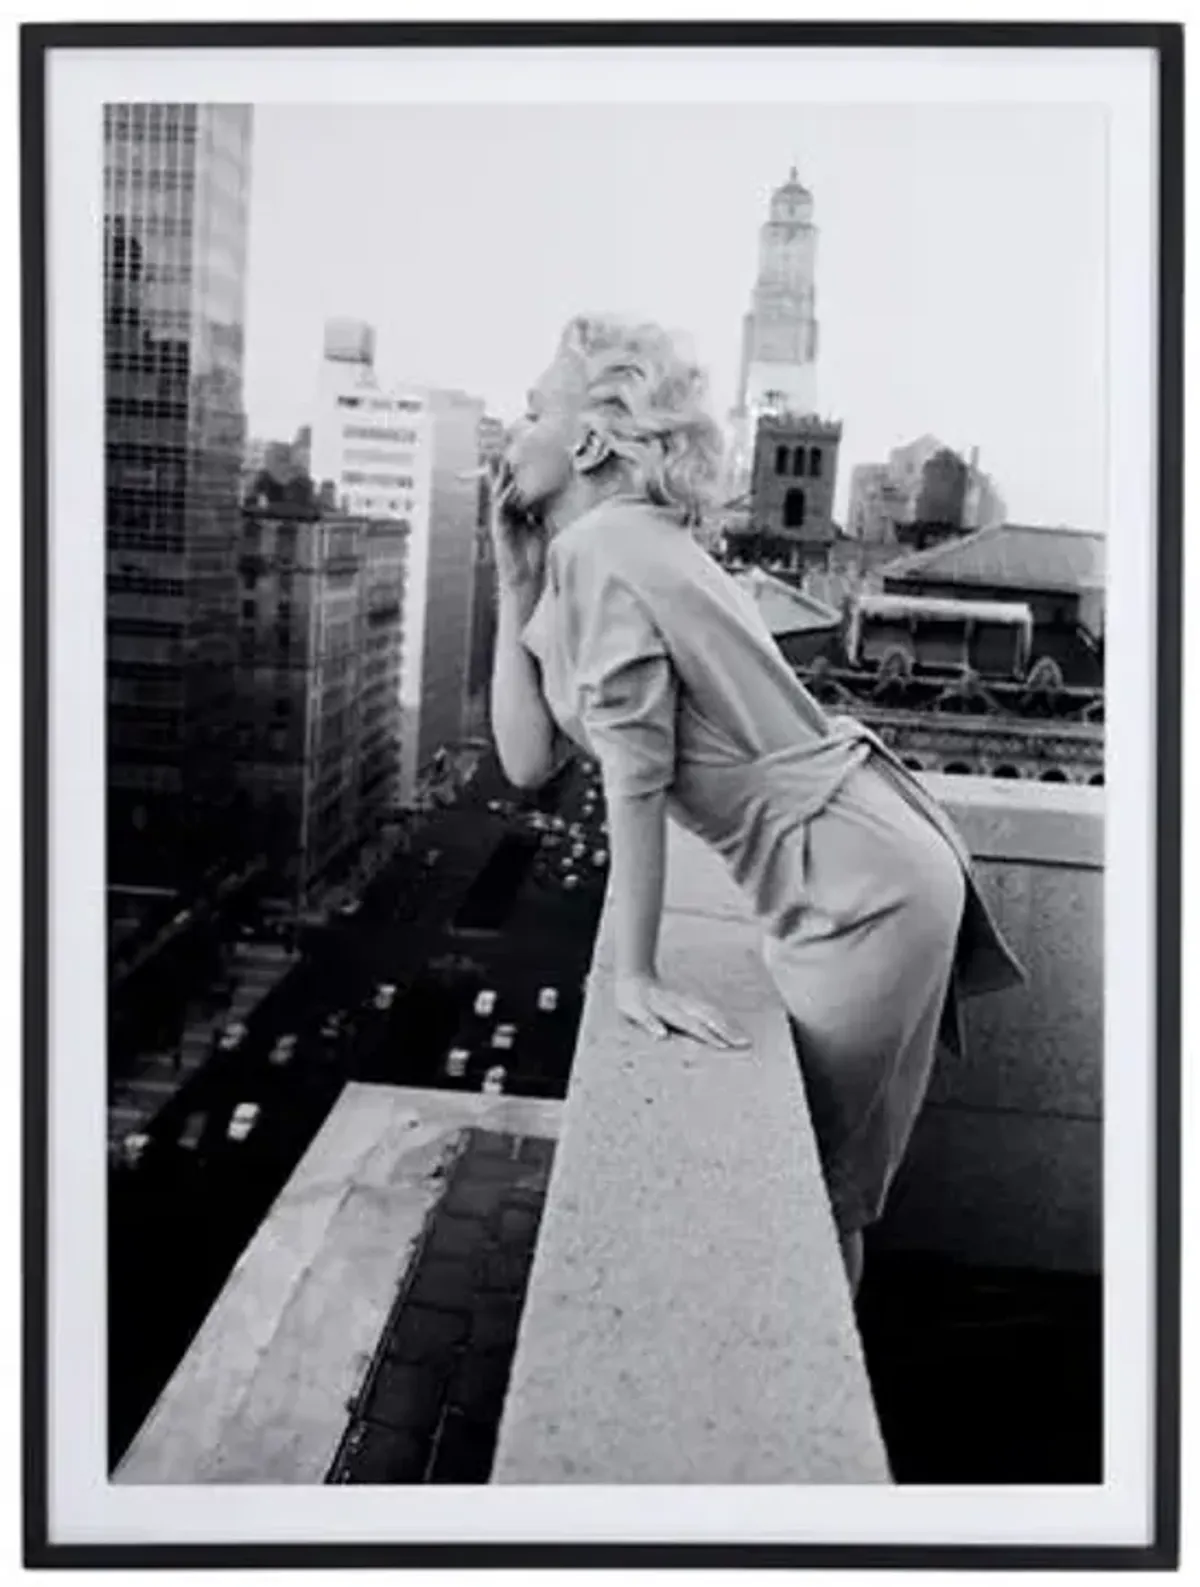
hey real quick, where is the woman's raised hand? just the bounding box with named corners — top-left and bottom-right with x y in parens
top-left (614, 973), bottom-right (751, 1050)
top-left (489, 461), bottom-right (547, 600)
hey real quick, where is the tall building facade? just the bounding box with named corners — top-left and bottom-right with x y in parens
top-left (309, 321), bottom-right (484, 803)
top-left (310, 320), bottom-right (426, 522)
top-left (409, 388), bottom-right (486, 797)
top-left (463, 415), bottom-right (505, 742)
top-left (104, 102), bottom-right (254, 889)
top-left (234, 484), bottom-right (407, 913)
top-left (358, 517), bottom-right (407, 842)
top-left (728, 168), bottom-right (821, 494)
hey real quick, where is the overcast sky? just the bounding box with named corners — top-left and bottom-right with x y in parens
top-left (242, 101), bottom-right (1107, 529)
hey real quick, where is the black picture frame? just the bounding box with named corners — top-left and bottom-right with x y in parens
top-left (21, 20), bottom-right (1183, 1571)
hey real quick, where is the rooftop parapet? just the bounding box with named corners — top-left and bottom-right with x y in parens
top-left (491, 822), bottom-right (891, 1484)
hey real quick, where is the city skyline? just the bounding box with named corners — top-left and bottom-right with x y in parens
top-left (242, 101), bottom-right (1108, 532)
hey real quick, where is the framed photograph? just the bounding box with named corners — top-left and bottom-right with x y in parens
top-left (23, 20), bottom-right (1182, 1570)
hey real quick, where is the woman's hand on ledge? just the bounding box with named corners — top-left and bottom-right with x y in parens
top-left (614, 973), bottom-right (751, 1050)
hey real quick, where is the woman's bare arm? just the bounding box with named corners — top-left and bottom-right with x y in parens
top-left (607, 785), bottom-right (749, 1049)
top-left (487, 466), bottom-right (560, 792)
top-left (491, 580), bottom-right (559, 790)
top-left (607, 787), bottom-right (668, 981)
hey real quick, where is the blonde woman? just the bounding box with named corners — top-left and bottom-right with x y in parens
top-left (489, 314), bottom-right (1023, 1292)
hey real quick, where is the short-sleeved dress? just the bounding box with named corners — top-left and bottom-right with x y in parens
top-left (520, 495), bottom-right (1025, 1234)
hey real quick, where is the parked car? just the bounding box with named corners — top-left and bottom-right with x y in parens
top-left (563, 875), bottom-right (580, 891)
top-left (491, 1023), bottom-right (517, 1051)
top-left (178, 1112), bottom-right (207, 1153)
top-left (474, 989), bottom-right (498, 1018)
top-left (321, 1011), bottom-right (346, 1040)
top-left (227, 1102), bottom-right (261, 1143)
top-left (120, 1131), bottom-right (150, 1168)
top-left (482, 1065), bottom-right (506, 1096)
top-left (592, 849), bottom-right (608, 867)
top-left (537, 987), bottom-right (559, 1013)
top-left (218, 1021), bottom-right (248, 1052)
top-left (373, 983), bottom-right (398, 1012)
top-left (268, 1033), bottom-right (298, 1068)
top-left (444, 1047), bottom-right (470, 1079)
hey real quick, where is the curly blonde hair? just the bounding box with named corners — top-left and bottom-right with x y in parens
top-left (556, 313), bottom-right (724, 527)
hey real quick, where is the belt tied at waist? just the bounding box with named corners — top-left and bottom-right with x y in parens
top-left (671, 712), bottom-right (1026, 1008)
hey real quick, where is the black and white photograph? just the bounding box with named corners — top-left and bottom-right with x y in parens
top-left (23, 23), bottom-right (1181, 1568)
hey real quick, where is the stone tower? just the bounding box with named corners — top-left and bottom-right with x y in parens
top-left (728, 167), bottom-right (821, 495)
top-left (748, 414), bottom-right (842, 571)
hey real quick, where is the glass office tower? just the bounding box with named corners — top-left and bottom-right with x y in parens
top-left (103, 103), bottom-right (253, 888)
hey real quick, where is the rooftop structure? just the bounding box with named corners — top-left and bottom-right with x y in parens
top-left (883, 522), bottom-right (1105, 596)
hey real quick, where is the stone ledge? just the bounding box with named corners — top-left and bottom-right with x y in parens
top-left (925, 773), bottom-right (1103, 868)
top-left (491, 828), bottom-right (890, 1485)
top-left (881, 781), bottom-right (1103, 1269)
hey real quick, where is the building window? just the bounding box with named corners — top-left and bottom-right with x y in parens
top-left (809, 448), bottom-right (823, 479)
top-left (792, 447), bottom-right (807, 477)
top-left (783, 488), bottom-right (806, 528)
top-left (343, 447), bottom-right (416, 468)
top-left (775, 445), bottom-right (788, 475)
top-left (241, 598), bottom-right (255, 619)
top-left (343, 425), bottom-right (419, 445)
top-left (341, 469), bottom-right (415, 490)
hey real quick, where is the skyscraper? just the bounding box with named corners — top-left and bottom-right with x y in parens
top-left (235, 479), bottom-right (407, 914)
top-left (411, 387), bottom-right (485, 793)
top-left (463, 414), bottom-right (506, 741)
top-left (728, 167), bottom-right (821, 494)
top-left (309, 321), bottom-right (483, 804)
top-left (104, 103), bottom-right (254, 889)
top-left (310, 319), bottom-right (424, 523)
